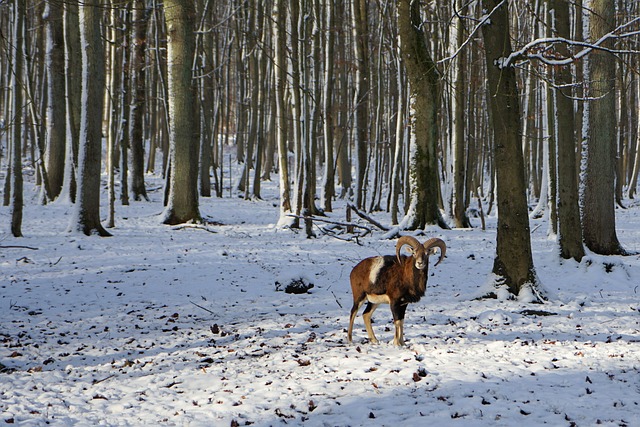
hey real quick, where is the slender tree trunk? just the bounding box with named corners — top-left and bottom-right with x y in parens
top-left (451, 0), bottom-right (471, 228)
top-left (129, 0), bottom-right (150, 201)
top-left (161, 0), bottom-right (201, 225)
top-left (628, 77), bottom-right (640, 199)
top-left (352, 0), bottom-right (369, 209)
top-left (61, 0), bottom-right (81, 204)
top-left (481, 0), bottom-right (539, 298)
top-left (69, 0), bottom-right (110, 237)
top-left (106, 5), bottom-right (119, 228)
top-left (273, 0), bottom-right (292, 226)
top-left (10, 0), bottom-right (25, 237)
top-left (321, 0), bottom-right (335, 212)
top-left (582, 0), bottom-right (626, 255)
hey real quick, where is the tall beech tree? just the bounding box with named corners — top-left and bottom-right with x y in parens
top-left (582, 0), bottom-right (626, 255)
top-left (481, 0), bottom-right (540, 299)
top-left (396, 0), bottom-right (448, 230)
top-left (160, 0), bottom-right (201, 225)
top-left (69, 0), bottom-right (110, 237)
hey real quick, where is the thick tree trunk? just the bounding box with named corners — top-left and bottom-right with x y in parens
top-left (582, 0), bottom-right (626, 255)
top-left (70, 0), bottom-right (110, 237)
top-left (161, 0), bottom-right (201, 225)
top-left (481, 0), bottom-right (539, 298)
top-left (550, 0), bottom-right (584, 261)
top-left (397, 0), bottom-right (448, 230)
top-left (43, 1), bottom-right (66, 200)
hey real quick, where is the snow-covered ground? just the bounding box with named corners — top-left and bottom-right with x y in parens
top-left (1, 173), bottom-right (639, 426)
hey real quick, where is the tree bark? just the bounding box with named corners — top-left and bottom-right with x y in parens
top-left (397, 0), bottom-right (448, 230)
top-left (161, 0), bottom-right (201, 225)
top-left (550, 0), bottom-right (584, 261)
top-left (582, 0), bottom-right (626, 255)
top-left (481, 0), bottom-right (539, 298)
top-left (451, 0), bottom-right (471, 228)
top-left (273, 0), bottom-right (293, 226)
top-left (129, 0), bottom-right (150, 201)
top-left (352, 0), bottom-right (369, 209)
top-left (43, 1), bottom-right (66, 201)
top-left (10, 0), bottom-right (25, 237)
top-left (61, 0), bottom-right (81, 204)
top-left (69, 0), bottom-right (110, 236)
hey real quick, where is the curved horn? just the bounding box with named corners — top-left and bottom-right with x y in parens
top-left (423, 238), bottom-right (447, 266)
top-left (396, 236), bottom-right (421, 263)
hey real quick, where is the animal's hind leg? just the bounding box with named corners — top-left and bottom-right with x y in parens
top-left (362, 302), bottom-right (380, 344)
top-left (347, 299), bottom-right (364, 343)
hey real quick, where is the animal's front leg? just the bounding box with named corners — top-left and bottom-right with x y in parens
top-left (391, 303), bottom-right (408, 346)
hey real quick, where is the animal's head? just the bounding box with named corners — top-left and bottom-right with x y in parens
top-left (395, 236), bottom-right (447, 270)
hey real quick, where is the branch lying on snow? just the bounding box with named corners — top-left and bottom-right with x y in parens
top-left (286, 214), bottom-right (371, 244)
top-left (0, 245), bottom-right (38, 250)
top-left (171, 224), bottom-right (217, 233)
top-left (346, 203), bottom-right (389, 231)
top-left (286, 214), bottom-right (371, 232)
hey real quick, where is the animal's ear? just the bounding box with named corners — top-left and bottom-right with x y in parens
top-left (428, 247), bottom-right (438, 256)
top-left (407, 247), bottom-right (416, 255)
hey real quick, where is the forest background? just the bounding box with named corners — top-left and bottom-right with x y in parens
top-left (2, 0), bottom-right (640, 299)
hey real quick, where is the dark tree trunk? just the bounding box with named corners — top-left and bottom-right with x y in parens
top-left (481, 0), bottom-right (539, 298)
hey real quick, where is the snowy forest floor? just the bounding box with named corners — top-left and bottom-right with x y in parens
top-left (1, 173), bottom-right (640, 427)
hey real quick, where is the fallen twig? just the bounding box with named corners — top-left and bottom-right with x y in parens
top-left (191, 301), bottom-right (215, 314)
top-left (346, 203), bottom-right (389, 231)
top-left (331, 291), bottom-right (344, 309)
top-left (0, 245), bottom-right (38, 250)
top-left (172, 224), bottom-right (217, 233)
top-left (286, 214), bottom-right (371, 232)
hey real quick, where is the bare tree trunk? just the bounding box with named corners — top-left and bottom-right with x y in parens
top-left (321, 0), bottom-right (335, 212)
top-left (628, 76), bottom-right (640, 199)
top-left (61, 0), bottom-right (81, 203)
top-left (451, 0), bottom-right (471, 228)
top-left (582, 0), bottom-right (626, 255)
top-left (10, 0), bottom-right (25, 237)
top-left (43, 0), bottom-right (65, 201)
top-left (481, 0), bottom-right (540, 298)
top-left (160, 0), bottom-right (201, 225)
top-left (273, 0), bottom-right (293, 226)
top-left (129, 0), bottom-right (150, 201)
top-left (550, 0), bottom-right (584, 261)
top-left (69, 0), bottom-right (110, 237)
top-left (397, 0), bottom-right (448, 230)
top-left (352, 0), bottom-right (369, 209)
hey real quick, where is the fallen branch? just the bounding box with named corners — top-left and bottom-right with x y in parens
top-left (346, 203), bottom-right (389, 231)
top-left (171, 224), bottom-right (217, 233)
top-left (286, 214), bottom-right (372, 232)
top-left (0, 245), bottom-right (38, 250)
